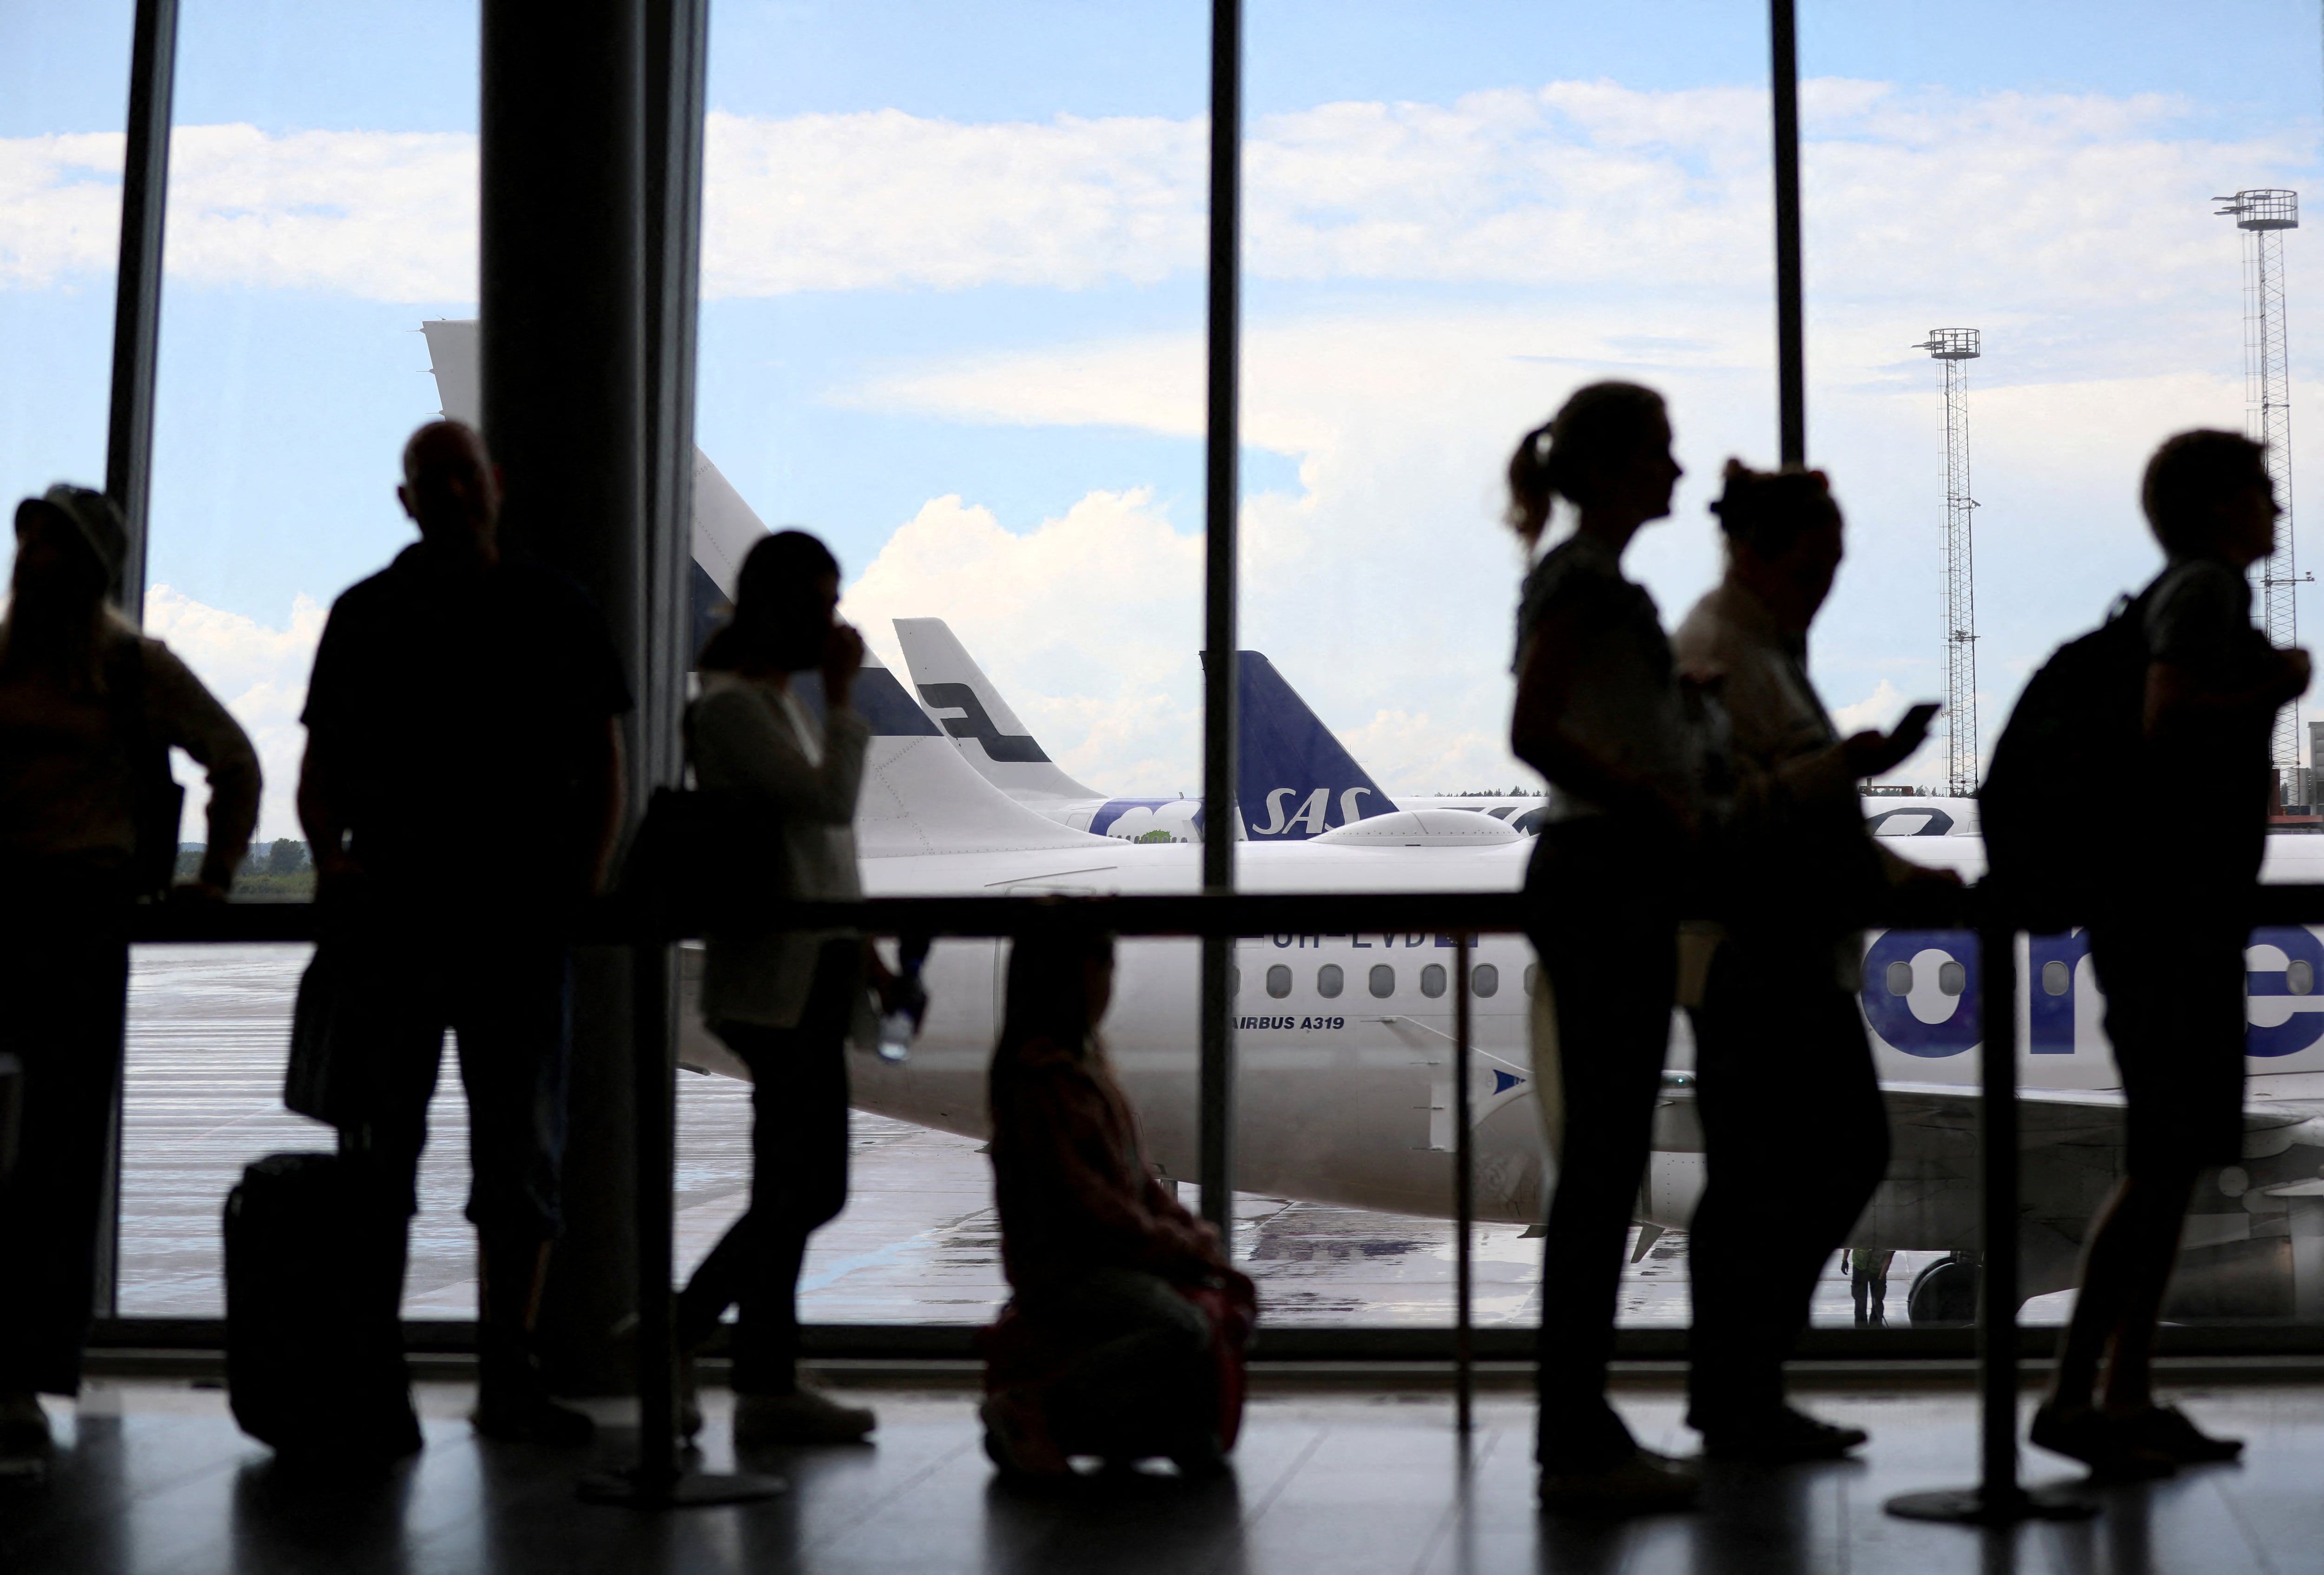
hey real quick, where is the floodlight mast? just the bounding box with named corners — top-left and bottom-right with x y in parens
top-left (2216, 188), bottom-right (2304, 781)
top-left (1915, 328), bottom-right (1981, 798)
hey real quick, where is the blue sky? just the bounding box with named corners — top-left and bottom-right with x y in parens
top-left (6, 0), bottom-right (2324, 833)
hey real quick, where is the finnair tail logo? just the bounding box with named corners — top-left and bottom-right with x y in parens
top-left (1251, 786), bottom-right (1373, 836)
top-left (915, 683), bottom-right (1050, 763)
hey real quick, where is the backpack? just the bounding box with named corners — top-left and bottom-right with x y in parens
top-left (617, 696), bottom-right (795, 936)
top-left (1980, 583), bottom-right (2157, 930)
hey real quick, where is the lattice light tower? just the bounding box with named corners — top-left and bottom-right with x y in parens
top-left (1916, 328), bottom-right (1981, 798)
top-left (2216, 189), bottom-right (2303, 777)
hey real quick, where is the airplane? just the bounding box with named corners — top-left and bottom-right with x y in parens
top-left (423, 319), bottom-right (2324, 1323)
top-left (892, 616), bottom-right (1547, 842)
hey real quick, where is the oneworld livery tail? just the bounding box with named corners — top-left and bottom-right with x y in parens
top-left (891, 618), bottom-right (1103, 801)
top-left (1231, 651), bottom-right (1393, 840)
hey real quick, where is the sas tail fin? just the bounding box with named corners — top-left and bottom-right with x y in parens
top-left (1232, 651), bottom-right (1394, 840)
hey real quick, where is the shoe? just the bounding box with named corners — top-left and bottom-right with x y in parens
top-left (0, 1392), bottom-right (50, 1457)
top-left (2028, 1403), bottom-right (2174, 1480)
top-left (2118, 1404), bottom-right (2243, 1465)
top-left (981, 1392), bottom-right (1070, 1479)
top-left (734, 1388), bottom-right (876, 1448)
top-left (676, 1355), bottom-right (702, 1442)
top-left (473, 1333), bottom-right (595, 1447)
top-left (1538, 1448), bottom-right (1700, 1514)
top-left (1699, 1406), bottom-right (1868, 1464)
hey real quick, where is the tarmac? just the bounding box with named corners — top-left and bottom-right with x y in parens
top-left (118, 943), bottom-right (1941, 1329)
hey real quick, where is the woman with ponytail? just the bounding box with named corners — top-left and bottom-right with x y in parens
top-left (1504, 382), bottom-right (1702, 1512)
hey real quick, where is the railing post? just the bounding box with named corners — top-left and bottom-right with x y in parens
top-left (579, 922), bottom-right (784, 1507)
top-left (1769, 0), bottom-right (1806, 465)
top-left (1197, 0), bottom-right (1243, 1238)
top-left (1886, 913), bottom-right (2091, 1523)
top-left (1453, 933), bottom-right (1474, 1436)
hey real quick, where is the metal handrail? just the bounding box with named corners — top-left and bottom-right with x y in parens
top-left (126, 877), bottom-right (2324, 1515)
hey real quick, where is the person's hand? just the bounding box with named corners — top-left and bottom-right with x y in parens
top-left (876, 966), bottom-right (928, 1027)
top-left (1842, 706), bottom-right (1936, 780)
top-left (169, 878), bottom-right (230, 903)
top-left (821, 621), bottom-right (865, 707)
top-left (1899, 862), bottom-right (1963, 889)
top-left (313, 847), bottom-right (366, 900)
top-left (2277, 647), bottom-right (2313, 703)
top-left (1655, 788), bottom-right (1701, 844)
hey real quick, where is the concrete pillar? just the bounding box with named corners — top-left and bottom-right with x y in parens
top-left (480, 0), bottom-right (648, 1394)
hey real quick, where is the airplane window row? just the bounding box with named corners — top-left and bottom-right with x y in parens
top-left (1252, 961), bottom-right (1509, 1001)
top-left (1880, 959), bottom-right (1968, 998)
top-left (1867, 955), bottom-right (2318, 1003)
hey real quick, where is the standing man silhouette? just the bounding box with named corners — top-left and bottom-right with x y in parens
top-left (297, 421), bottom-right (630, 1444)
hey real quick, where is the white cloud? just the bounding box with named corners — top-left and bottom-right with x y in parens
top-left (0, 125), bottom-right (476, 300)
top-left (0, 132), bottom-right (124, 286)
top-left (702, 108), bottom-right (1205, 296)
top-left (4, 76), bottom-right (2313, 796)
top-left (842, 490), bottom-right (1207, 795)
top-left (144, 584), bottom-right (324, 844)
top-left (1, 80), bottom-right (2295, 312)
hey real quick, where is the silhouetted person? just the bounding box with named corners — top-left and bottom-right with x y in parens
top-left (1672, 461), bottom-right (1947, 1460)
top-left (0, 486), bottom-right (258, 1458)
top-left (979, 929), bottom-right (1254, 1479)
top-left (1847, 1250), bottom-right (1892, 1329)
top-left (1505, 382), bottom-right (1700, 1512)
top-left (2030, 430), bottom-right (2307, 1475)
top-left (296, 422), bottom-right (629, 1445)
top-left (673, 529), bottom-right (891, 1447)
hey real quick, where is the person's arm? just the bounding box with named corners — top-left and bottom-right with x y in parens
top-left (1006, 1063), bottom-right (1222, 1279)
top-left (693, 684), bottom-right (870, 823)
top-left (581, 715), bottom-right (625, 898)
top-left (145, 642), bottom-right (261, 895)
top-left (2144, 564), bottom-right (2311, 746)
top-left (1511, 608), bottom-right (1692, 833)
top-left (296, 735), bottom-right (358, 893)
top-left (2146, 650), bottom-right (2311, 746)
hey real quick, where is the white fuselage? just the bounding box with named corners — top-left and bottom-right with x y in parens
top-left (680, 821), bottom-right (2324, 1313)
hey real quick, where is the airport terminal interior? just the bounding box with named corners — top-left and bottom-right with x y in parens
top-left (14, 1), bottom-right (2324, 1571)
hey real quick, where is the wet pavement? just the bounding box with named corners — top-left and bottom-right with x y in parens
top-left (117, 944), bottom-right (1938, 1329)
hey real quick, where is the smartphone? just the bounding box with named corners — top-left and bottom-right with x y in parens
top-left (1898, 701), bottom-right (1942, 735)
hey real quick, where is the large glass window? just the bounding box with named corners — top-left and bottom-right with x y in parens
top-left (1801, 1), bottom-right (2324, 1330)
top-left (681, 3), bottom-right (1210, 1328)
top-left (114, 0), bottom-right (489, 1316)
top-left (0, 4), bottom-right (135, 528)
top-left (76, 0), bottom-right (2324, 1345)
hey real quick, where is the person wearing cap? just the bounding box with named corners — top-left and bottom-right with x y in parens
top-left (0, 484), bottom-right (260, 1458)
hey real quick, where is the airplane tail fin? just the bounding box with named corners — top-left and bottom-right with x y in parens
top-left (1232, 652), bottom-right (1394, 840)
top-left (892, 617), bottom-right (1103, 801)
top-left (419, 318), bottom-right (766, 658)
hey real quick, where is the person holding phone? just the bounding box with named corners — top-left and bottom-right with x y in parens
top-left (1670, 460), bottom-right (1956, 1462)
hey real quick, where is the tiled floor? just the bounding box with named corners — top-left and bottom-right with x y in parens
top-left (4, 1376), bottom-right (2317, 1574)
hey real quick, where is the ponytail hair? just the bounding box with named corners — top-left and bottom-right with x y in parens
top-left (1503, 381), bottom-right (1668, 547)
top-left (1708, 458), bottom-right (1838, 558)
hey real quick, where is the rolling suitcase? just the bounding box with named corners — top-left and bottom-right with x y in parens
top-left (224, 1151), bottom-right (421, 1459)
